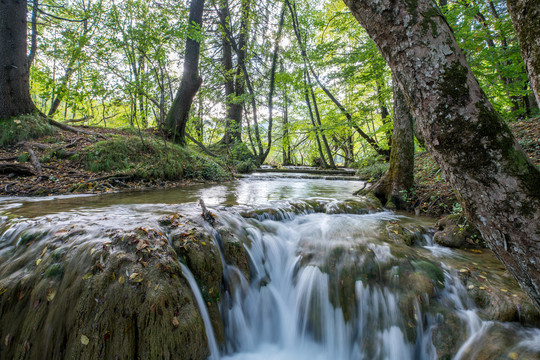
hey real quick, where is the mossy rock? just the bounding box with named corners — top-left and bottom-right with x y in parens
top-left (0, 225), bottom-right (211, 360)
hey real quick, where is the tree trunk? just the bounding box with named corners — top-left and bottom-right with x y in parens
top-left (506, 0), bottom-right (540, 106)
top-left (370, 75), bottom-right (414, 209)
top-left (0, 0), bottom-right (37, 119)
top-left (218, 0), bottom-right (242, 145)
top-left (165, 0), bottom-right (205, 145)
top-left (344, 0), bottom-right (540, 308)
top-left (304, 72), bottom-right (328, 168)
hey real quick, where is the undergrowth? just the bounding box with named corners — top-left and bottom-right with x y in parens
top-left (84, 136), bottom-right (229, 181)
top-left (0, 114), bottom-right (56, 146)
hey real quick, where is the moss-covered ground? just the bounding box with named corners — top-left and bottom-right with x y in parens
top-left (0, 119), bottom-right (231, 196)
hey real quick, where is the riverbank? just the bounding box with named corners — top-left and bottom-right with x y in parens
top-left (0, 118), bottom-right (230, 196)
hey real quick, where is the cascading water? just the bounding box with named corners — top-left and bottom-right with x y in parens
top-left (180, 263), bottom-right (221, 360)
top-left (211, 204), bottom-right (540, 360)
top-left (1, 174), bottom-right (539, 360)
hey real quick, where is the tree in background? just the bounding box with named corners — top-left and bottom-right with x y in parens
top-left (165, 0), bottom-right (206, 145)
top-left (507, 0), bottom-right (540, 106)
top-left (0, 0), bottom-right (38, 119)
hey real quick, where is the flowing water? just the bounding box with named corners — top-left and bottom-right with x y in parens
top-left (1, 172), bottom-right (539, 359)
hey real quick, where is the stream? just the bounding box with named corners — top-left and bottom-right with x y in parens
top-left (1, 172), bottom-right (539, 359)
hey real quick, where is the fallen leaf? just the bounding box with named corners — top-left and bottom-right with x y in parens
top-left (0, 288), bottom-right (6, 295)
top-left (46, 289), bottom-right (56, 302)
top-left (81, 335), bottom-right (89, 346)
top-left (82, 273), bottom-right (93, 280)
top-left (172, 317), bottom-right (179, 328)
top-left (129, 273), bottom-right (139, 280)
top-left (36, 259), bottom-right (42, 266)
top-left (467, 285), bottom-right (475, 290)
top-left (508, 352), bottom-right (518, 360)
top-left (201, 242), bottom-right (206, 246)
top-left (500, 288), bottom-right (508, 293)
top-left (118, 276), bottom-right (125, 284)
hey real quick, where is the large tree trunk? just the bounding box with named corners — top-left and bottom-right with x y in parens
top-left (506, 0), bottom-right (540, 106)
top-left (344, 0), bottom-right (540, 308)
top-left (371, 75), bottom-right (414, 209)
top-left (165, 0), bottom-right (205, 145)
top-left (0, 0), bottom-right (37, 119)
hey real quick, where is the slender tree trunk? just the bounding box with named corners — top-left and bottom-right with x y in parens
top-left (218, 0), bottom-right (242, 144)
top-left (370, 75), bottom-right (414, 208)
top-left (304, 72), bottom-right (328, 168)
top-left (344, 0), bottom-right (540, 308)
top-left (0, 0), bottom-right (37, 118)
top-left (165, 0), bottom-right (205, 145)
top-left (507, 0), bottom-right (540, 106)
top-left (261, 3), bottom-right (286, 163)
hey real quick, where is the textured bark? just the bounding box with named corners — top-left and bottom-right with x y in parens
top-left (218, 0), bottom-right (242, 145)
top-left (507, 0), bottom-right (540, 106)
top-left (344, 0), bottom-right (540, 308)
top-left (371, 76), bottom-right (414, 209)
top-left (165, 0), bottom-right (205, 145)
top-left (0, 0), bottom-right (38, 118)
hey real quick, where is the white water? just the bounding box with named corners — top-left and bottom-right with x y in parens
top-left (215, 211), bottom-right (433, 360)
top-left (180, 263), bottom-right (221, 360)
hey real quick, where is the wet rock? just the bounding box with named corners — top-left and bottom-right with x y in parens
top-left (433, 215), bottom-right (483, 249)
top-left (384, 221), bottom-right (425, 246)
top-left (0, 225), bottom-right (210, 360)
top-left (217, 228), bottom-right (250, 281)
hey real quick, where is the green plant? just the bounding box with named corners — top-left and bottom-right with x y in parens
top-left (0, 114), bottom-right (56, 146)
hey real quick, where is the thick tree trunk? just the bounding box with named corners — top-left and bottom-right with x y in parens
top-left (344, 0), bottom-right (540, 308)
top-left (165, 0), bottom-right (205, 145)
top-left (507, 0), bottom-right (540, 106)
top-left (371, 75), bottom-right (414, 209)
top-left (0, 0), bottom-right (37, 119)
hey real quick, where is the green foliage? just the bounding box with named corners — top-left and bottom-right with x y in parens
top-left (84, 136), bottom-right (229, 181)
top-left (0, 115), bottom-right (56, 146)
top-left (353, 155), bottom-right (389, 181)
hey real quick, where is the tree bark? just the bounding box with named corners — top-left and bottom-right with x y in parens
top-left (165, 0), bottom-right (205, 145)
top-left (506, 0), bottom-right (540, 106)
top-left (0, 0), bottom-right (38, 119)
top-left (344, 0), bottom-right (540, 308)
top-left (370, 75), bottom-right (414, 209)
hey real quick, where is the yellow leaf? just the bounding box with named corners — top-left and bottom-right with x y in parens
top-left (46, 289), bottom-right (56, 302)
top-left (90, 248), bottom-right (97, 255)
top-left (81, 335), bottom-right (89, 346)
top-left (467, 285), bottom-right (474, 290)
top-left (129, 273), bottom-right (138, 280)
top-left (118, 276), bottom-right (125, 284)
top-left (508, 352), bottom-right (518, 360)
top-left (154, 284), bottom-right (159, 291)
top-left (201, 242), bottom-right (206, 246)
top-left (111, 272), bottom-right (116, 281)
top-left (82, 273), bottom-right (93, 280)
top-left (36, 259), bottom-right (42, 266)
top-left (479, 287), bottom-right (486, 290)
top-left (500, 288), bottom-right (508, 292)
top-left (0, 288), bottom-right (6, 295)
top-left (393, 230), bottom-right (399, 234)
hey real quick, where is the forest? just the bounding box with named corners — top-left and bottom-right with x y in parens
top-left (1, 0), bottom-right (540, 359)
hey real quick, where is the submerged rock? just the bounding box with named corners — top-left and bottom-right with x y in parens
top-left (433, 214), bottom-right (483, 249)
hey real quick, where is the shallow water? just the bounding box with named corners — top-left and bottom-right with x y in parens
top-left (1, 173), bottom-right (539, 360)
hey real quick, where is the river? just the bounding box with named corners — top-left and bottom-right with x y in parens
top-left (1, 172), bottom-right (539, 359)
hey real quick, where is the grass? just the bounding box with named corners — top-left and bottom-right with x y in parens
top-left (0, 114), bottom-right (56, 146)
top-left (84, 136), bottom-right (230, 181)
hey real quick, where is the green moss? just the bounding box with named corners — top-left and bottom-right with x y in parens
top-left (412, 260), bottom-right (445, 286)
top-left (421, 7), bottom-right (441, 37)
top-left (0, 114), bottom-right (56, 146)
top-left (44, 263), bottom-right (64, 278)
top-left (84, 137), bottom-right (230, 181)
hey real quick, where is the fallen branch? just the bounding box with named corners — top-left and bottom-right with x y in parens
top-left (186, 133), bottom-right (219, 158)
top-left (65, 116), bottom-right (93, 124)
top-left (48, 118), bottom-right (108, 140)
top-left (23, 143), bottom-right (44, 178)
top-left (198, 199), bottom-right (215, 224)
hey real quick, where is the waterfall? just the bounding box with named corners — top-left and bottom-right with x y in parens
top-left (180, 263), bottom-right (221, 360)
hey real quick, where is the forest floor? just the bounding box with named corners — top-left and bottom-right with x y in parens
top-left (0, 124), bottom-right (230, 196)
